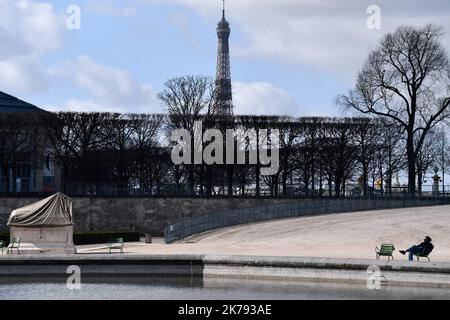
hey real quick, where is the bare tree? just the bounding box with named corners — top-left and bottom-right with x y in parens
top-left (353, 118), bottom-right (380, 197)
top-left (276, 117), bottom-right (302, 195)
top-left (378, 119), bottom-right (406, 194)
top-left (295, 118), bottom-right (323, 197)
top-left (434, 128), bottom-right (450, 194)
top-left (321, 119), bottom-right (358, 197)
top-left (415, 131), bottom-right (438, 196)
top-left (159, 75), bottom-right (218, 130)
top-left (338, 24), bottom-right (450, 196)
top-left (105, 113), bottom-right (135, 186)
top-left (43, 112), bottom-right (77, 191)
top-left (0, 112), bottom-right (37, 193)
top-left (159, 75), bottom-right (218, 194)
top-left (129, 114), bottom-right (165, 194)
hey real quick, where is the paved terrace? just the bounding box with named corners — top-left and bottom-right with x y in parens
top-left (1, 206), bottom-right (450, 287)
top-left (76, 205), bottom-right (450, 262)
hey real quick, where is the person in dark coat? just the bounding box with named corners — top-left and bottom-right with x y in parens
top-left (400, 236), bottom-right (434, 261)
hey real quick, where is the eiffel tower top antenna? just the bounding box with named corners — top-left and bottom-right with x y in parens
top-left (215, 0), bottom-right (233, 115)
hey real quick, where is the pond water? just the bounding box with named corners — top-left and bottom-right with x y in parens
top-left (1, 276), bottom-right (449, 300)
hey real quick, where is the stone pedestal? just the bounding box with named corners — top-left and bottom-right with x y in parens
top-left (10, 225), bottom-right (76, 254)
top-left (384, 175), bottom-right (391, 194)
top-left (432, 167), bottom-right (441, 196)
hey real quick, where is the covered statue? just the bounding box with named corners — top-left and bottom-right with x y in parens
top-left (7, 193), bottom-right (76, 254)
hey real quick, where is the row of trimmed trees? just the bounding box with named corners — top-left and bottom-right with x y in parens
top-left (2, 110), bottom-right (448, 197)
top-left (1, 24), bottom-right (449, 197)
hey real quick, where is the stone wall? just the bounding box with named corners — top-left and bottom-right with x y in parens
top-left (0, 197), bottom-right (292, 236)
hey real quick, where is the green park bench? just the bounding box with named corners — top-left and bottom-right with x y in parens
top-left (375, 243), bottom-right (395, 260)
top-left (108, 238), bottom-right (124, 254)
top-left (7, 237), bottom-right (21, 255)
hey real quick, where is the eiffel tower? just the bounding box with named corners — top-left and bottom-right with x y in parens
top-left (215, 0), bottom-right (233, 115)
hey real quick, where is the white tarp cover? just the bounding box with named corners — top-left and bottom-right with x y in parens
top-left (7, 193), bottom-right (73, 227)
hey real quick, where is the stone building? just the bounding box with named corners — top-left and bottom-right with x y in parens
top-left (0, 91), bottom-right (60, 193)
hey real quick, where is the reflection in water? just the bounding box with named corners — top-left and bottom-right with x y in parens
top-left (0, 276), bottom-right (449, 300)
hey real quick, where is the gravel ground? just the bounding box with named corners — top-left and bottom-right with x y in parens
top-left (78, 205), bottom-right (450, 262)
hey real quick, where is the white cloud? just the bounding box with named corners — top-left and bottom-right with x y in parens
top-left (0, 0), bottom-right (158, 114)
top-left (143, 0), bottom-right (450, 81)
top-left (43, 99), bottom-right (106, 113)
top-left (3, 0), bottom-right (450, 116)
top-left (0, 58), bottom-right (48, 93)
top-left (86, 1), bottom-right (137, 17)
top-left (44, 99), bottom-right (134, 113)
top-left (48, 55), bottom-right (161, 113)
top-left (0, 0), bottom-right (64, 55)
top-left (167, 12), bottom-right (201, 50)
top-left (233, 82), bottom-right (301, 116)
top-left (0, 0), bottom-right (64, 95)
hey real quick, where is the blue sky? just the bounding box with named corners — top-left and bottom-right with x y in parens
top-left (1, 0), bottom-right (450, 116)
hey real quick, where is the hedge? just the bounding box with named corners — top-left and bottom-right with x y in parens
top-left (0, 233), bottom-right (9, 246)
top-left (0, 231), bottom-right (140, 246)
top-left (73, 232), bottom-right (141, 245)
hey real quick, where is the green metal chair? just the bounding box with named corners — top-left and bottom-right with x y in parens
top-left (414, 248), bottom-right (431, 261)
top-left (108, 238), bottom-right (124, 254)
top-left (375, 243), bottom-right (395, 260)
top-left (7, 237), bottom-right (21, 255)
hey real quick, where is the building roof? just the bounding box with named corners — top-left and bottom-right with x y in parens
top-left (0, 91), bottom-right (45, 113)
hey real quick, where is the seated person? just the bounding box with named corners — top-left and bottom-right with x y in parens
top-left (399, 236), bottom-right (434, 261)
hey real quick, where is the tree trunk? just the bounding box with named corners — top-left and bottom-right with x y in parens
top-left (189, 164), bottom-right (194, 195)
top-left (417, 169), bottom-right (423, 198)
top-left (407, 133), bottom-right (416, 197)
top-left (256, 132), bottom-right (260, 196)
top-left (311, 162), bottom-right (315, 198)
top-left (199, 164), bottom-right (204, 196)
top-left (443, 169), bottom-right (445, 196)
top-left (227, 165), bottom-right (233, 197)
top-left (362, 163), bottom-right (368, 197)
top-left (12, 164), bottom-right (17, 194)
top-left (282, 172), bottom-right (288, 195)
top-left (335, 180), bottom-right (341, 197)
top-left (379, 163), bottom-right (384, 196)
top-left (319, 170), bottom-right (323, 198)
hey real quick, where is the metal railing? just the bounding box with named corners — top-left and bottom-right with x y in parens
top-left (164, 195), bottom-right (450, 243)
top-left (7, 182), bottom-right (446, 198)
